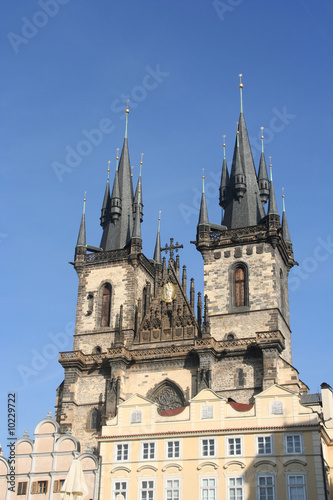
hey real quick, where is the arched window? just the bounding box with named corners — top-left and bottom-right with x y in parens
top-left (227, 333), bottom-right (235, 341)
top-left (235, 267), bottom-right (245, 307)
top-left (101, 283), bottom-right (111, 327)
top-left (238, 369), bottom-right (244, 387)
top-left (90, 409), bottom-right (99, 430)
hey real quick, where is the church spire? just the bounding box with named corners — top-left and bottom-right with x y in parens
top-left (133, 153), bottom-right (144, 223)
top-left (257, 127), bottom-right (269, 206)
top-left (100, 161), bottom-right (111, 228)
top-left (198, 170), bottom-right (209, 225)
top-left (222, 75), bottom-right (265, 229)
top-left (282, 189), bottom-right (292, 243)
top-left (76, 193), bottom-right (86, 249)
top-left (110, 150), bottom-right (122, 221)
top-left (219, 135), bottom-right (229, 209)
top-left (132, 183), bottom-right (141, 240)
top-left (267, 158), bottom-right (279, 216)
top-left (100, 103), bottom-right (135, 251)
top-left (153, 211), bottom-right (162, 264)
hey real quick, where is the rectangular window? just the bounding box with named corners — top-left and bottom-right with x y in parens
top-left (38, 481), bottom-right (48, 494)
top-left (165, 479), bottom-right (180, 500)
top-left (256, 435), bottom-right (273, 455)
top-left (166, 440), bottom-right (181, 459)
top-left (257, 475), bottom-right (275, 500)
top-left (285, 434), bottom-right (302, 454)
top-left (115, 442), bottom-right (130, 461)
top-left (53, 480), bottom-right (65, 493)
top-left (142, 442), bottom-right (156, 460)
top-left (228, 477), bottom-right (243, 500)
top-left (201, 438), bottom-right (216, 457)
top-left (201, 405), bottom-right (213, 419)
top-left (227, 437), bottom-right (243, 456)
top-left (287, 475), bottom-right (306, 500)
top-left (201, 478), bottom-right (216, 500)
top-left (113, 480), bottom-right (128, 499)
top-left (18, 482), bottom-right (27, 495)
top-left (131, 410), bottom-right (142, 423)
top-left (140, 479), bottom-right (155, 500)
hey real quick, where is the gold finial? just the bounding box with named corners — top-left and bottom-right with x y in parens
top-left (83, 191), bottom-right (86, 202)
top-left (202, 168), bottom-right (205, 180)
top-left (236, 122), bottom-right (239, 135)
top-left (158, 210), bottom-right (161, 221)
top-left (116, 148), bottom-right (119, 160)
top-left (125, 99), bottom-right (130, 114)
top-left (269, 155), bottom-right (272, 167)
top-left (223, 134), bottom-right (226, 148)
top-left (131, 166), bottom-right (134, 177)
top-left (282, 187), bottom-right (285, 199)
top-left (260, 126), bottom-right (264, 140)
top-left (107, 160), bottom-right (110, 173)
top-left (239, 73), bottom-right (243, 88)
top-left (140, 153), bottom-right (144, 165)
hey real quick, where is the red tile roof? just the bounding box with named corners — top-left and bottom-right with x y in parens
top-left (159, 406), bottom-right (186, 416)
top-left (227, 401), bottom-right (253, 412)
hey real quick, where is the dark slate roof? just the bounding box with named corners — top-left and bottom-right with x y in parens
top-left (153, 219), bottom-right (161, 263)
top-left (100, 138), bottom-right (134, 250)
top-left (258, 152), bottom-right (269, 183)
top-left (222, 113), bottom-right (265, 229)
top-left (267, 174), bottom-right (279, 216)
top-left (76, 210), bottom-right (86, 247)
top-left (100, 179), bottom-right (110, 227)
top-left (198, 185), bottom-right (209, 226)
top-left (300, 393), bottom-right (321, 405)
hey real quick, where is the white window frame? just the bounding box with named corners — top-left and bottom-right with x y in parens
top-left (227, 476), bottom-right (244, 500)
top-left (141, 440), bottom-right (157, 460)
top-left (201, 404), bottom-right (214, 419)
top-left (139, 478), bottom-right (156, 500)
top-left (284, 433), bottom-right (303, 454)
top-left (165, 439), bottom-right (182, 459)
top-left (257, 474), bottom-right (276, 500)
top-left (200, 437), bottom-right (216, 458)
top-left (164, 477), bottom-right (181, 500)
top-left (200, 477), bottom-right (217, 500)
top-left (114, 441), bottom-right (130, 462)
top-left (256, 434), bottom-right (273, 455)
top-left (112, 479), bottom-right (129, 500)
top-left (226, 436), bottom-right (243, 456)
top-left (131, 409), bottom-right (142, 424)
top-left (286, 474), bottom-right (307, 500)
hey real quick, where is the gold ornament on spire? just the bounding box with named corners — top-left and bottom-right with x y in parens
top-left (282, 187), bottom-right (285, 199)
top-left (125, 99), bottom-right (130, 114)
top-left (269, 156), bottom-right (272, 167)
top-left (140, 153), bottom-right (144, 165)
top-left (223, 134), bottom-right (226, 148)
top-left (261, 126), bottom-right (264, 140)
top-left (84, 191), bottom-right (87, 202)
top-left (131, 166), bottom-right (134, 177)
top-left (107, 160), bottom-right (110, 173)
top-left (158, 210), bottom-right (161, 221)
top-left (202, 168), bottom-right (205, 180)
top-left (239, 73), bottom-right (243, 88)
top-left (116, 148), bottom-right (119, 160)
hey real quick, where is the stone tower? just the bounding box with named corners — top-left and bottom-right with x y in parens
top-left (55, 108), bottom-right (205, 451)
top-left (195, 79), bottom-right (308, 402)
top-left (55, 86), bottom-right (308, 452)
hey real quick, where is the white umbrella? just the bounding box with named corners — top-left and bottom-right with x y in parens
top-left (61, 459), bottom-right (89, 500)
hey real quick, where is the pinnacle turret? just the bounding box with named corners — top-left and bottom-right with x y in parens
top-left (198, 172), bottom-right (209, 226)
top-left (153, 212), bottom-right (162, 264)
top-left (282, 191), bottom-right (291, 243)
top-left (76, 194), bottom-right (86, 252)
top-left (267, 160), bottom-right (279, 216)
top-left (257, 128), bottom-right (269, 206)
top-left (133, 153), bottom-right (144, 223)
top-left (219, 136), bottom-right (229, 209)
top-left (100, 161), bottom-right (111, 228)
top-left (233, 128), bottom-right (246, 202)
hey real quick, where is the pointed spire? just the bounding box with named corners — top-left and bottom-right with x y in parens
top-left (239, 73), bottom-right (244, 113)
top-left (182, 265), bottom-right (187, 293)
top-left (132, 183), bottom-right (141, 239)
top-left (153, 211), bottom-right (162, 264)
top-left (190, 278), bottom-right (195, 311)
top-left (110, 152), bottom-right (122, 221)
top-left (219, 135), bottom-right (229, 209)
top-left (233, 126), bottom-right (246, 202)
top-left (76, 193), bottom-right (86, 248)
top-left (267, 158), bottom-right (279, 215)
top-left (133, 153), bottom-right (144, 223)
top-left (282, 189), bottom-right (292, 243)
top-left (198, 169), bottom-right (209, 225)
top-left (197, 291), bottom-right (202, 329)
top-left (125, 100), bottom-right (130, 139)
top-left (257, 127), bottom-right (269, 206)
top-left (100, 161), bottom-right (111, 228)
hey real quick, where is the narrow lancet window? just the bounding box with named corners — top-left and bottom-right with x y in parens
top-left (235, 267), bottom-right (245, 307)
top-left (90, 409), bottom-right (99, 430)
top-left (101, 283), bottom-right (111, 327)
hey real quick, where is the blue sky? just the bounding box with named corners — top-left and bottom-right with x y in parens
top-left (1, 0), bottom-right (333, 452)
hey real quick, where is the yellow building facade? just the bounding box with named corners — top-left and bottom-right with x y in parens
top-left (98, 385), bottom-right (332, 500)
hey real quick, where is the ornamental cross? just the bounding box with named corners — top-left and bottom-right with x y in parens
top-left (161, 238), bottom-right (183, 260)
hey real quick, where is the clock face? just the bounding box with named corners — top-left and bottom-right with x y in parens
top-left (162, 282), bottom-right (176, 303)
